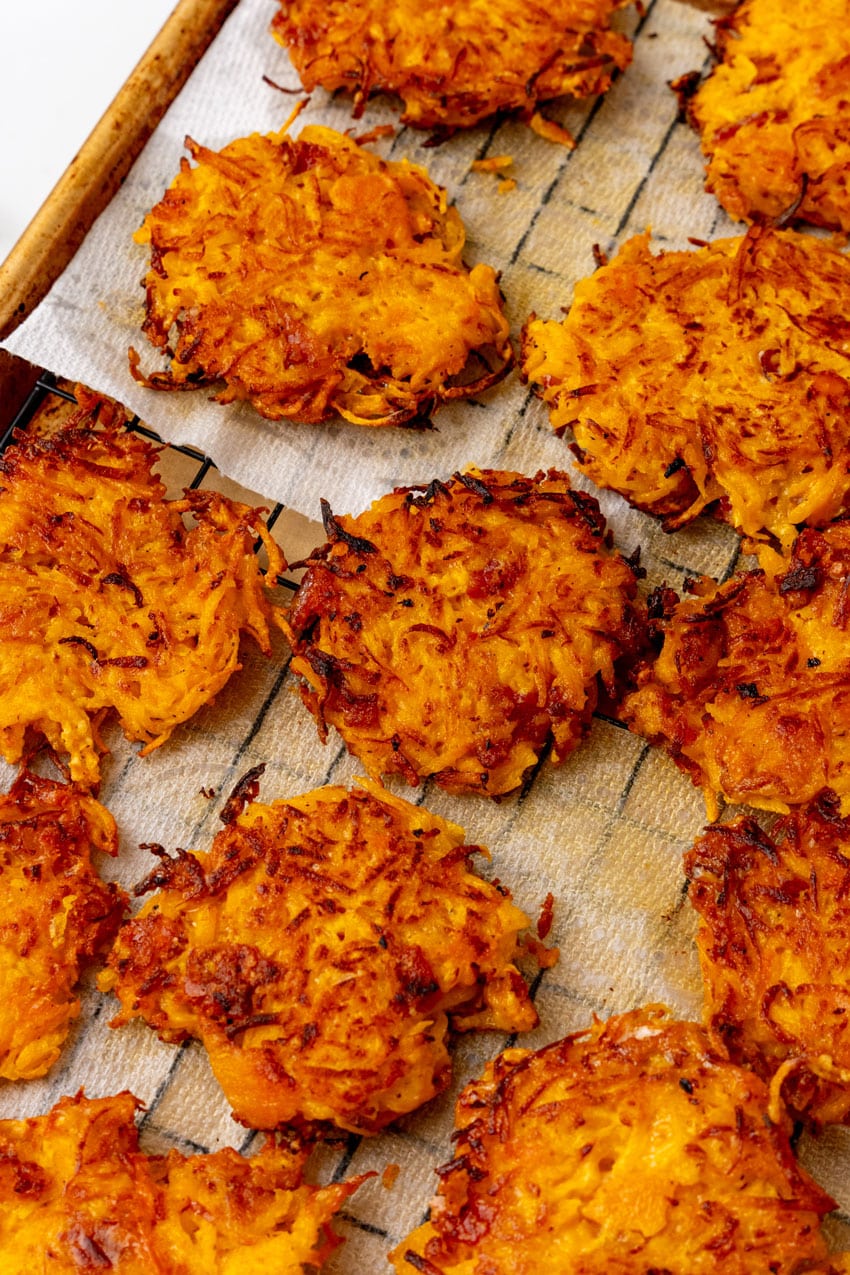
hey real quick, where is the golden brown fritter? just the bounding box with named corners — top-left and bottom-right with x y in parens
top-left (0, 771), bottom-right (125, 1081)
top-left (0, 1091), bottom-right (363, 1271)
top-left (685, 0), bottom-right (850, 232)
top-left (100, 776), bottom-right (545, 1136)
top-left (523, 227), bottom-right (850, 550)
top-left (270, 0), bottom-right (633, 132)
top-left (391, 1006), bottom-right (836, 1275)
top-left (687, 793), bottom-right (850, 1128)
top-left (131, 124), bottom-right (512, 425)
top-left (281, 469), bottom-right (644, 797)
top-left (622, 522), bottom-right (850, 818)
top-left (0, 396), bottom-right (284, 786)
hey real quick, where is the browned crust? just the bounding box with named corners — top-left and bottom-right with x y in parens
top-left (687, 793), bottom-right (850, 1128)
top-left (622, 522), bottom-right (850, 817)
top-left (391, 1007), bottom-right (836, 1273)
top-left (282, 468), bottom-right (645, 796)
top-left (101, 778), bottom-right (544, 1135)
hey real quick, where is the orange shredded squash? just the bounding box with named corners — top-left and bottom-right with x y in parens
top-left (688, 793), bottom-right (850, 1129)
top-left (281, 468), bottom-right (644, 797)
top-left (0, 771), bottom-right (125, 1081)
top-left (0, 1091), bottom-right (364, 1271)
top-left (471, 156), bottom-right (514, 174)
top-left (622, 521), bottom-right (850, 818)
top-left (132, 124), bottom-right (513, 426)
top-left (270, 0), bottom-right (633, 132)
top-left (686, 0), bottom-right (850, 232)
top-left (529, 111), bottom-right (577, 148)
top-left (100, 775), bottom-right (544, 1136)
top-left (391, 1006), bottom-right (836, 1274)
top-left (522, 226), bottom-right (850, 550)
top-left (0, 397), bottom-right (284, 786)
top-left (350, 123), bottom-right (396, 145)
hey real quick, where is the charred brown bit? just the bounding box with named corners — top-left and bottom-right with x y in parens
top-left (270, 0), bottom-right (634, 132)
top-left (281, 468), bottom-right (645, 797)
top-left (522, 226), bottom-right (850, 550)
top-left (100, 779), bottom-right (544, 1135)
top-left (622, 522), bottom-right (850, 818)
top-left (686, 0), bottom-right (850, 233)
top-left (688, 797), bottom-right (850, 1129)
top-left (219, 763), bottom-right (266, 825)
top-left (0, 395), bottom-right (285, 786)
top-left (0, 1091), bottom-right (364, 1269)
top-left (0, 772), bottom-right (126, 1081)
top-left (390, 1007), bottom-right (835, 1273)
top-left (132, 124), bottom-right (512, 426)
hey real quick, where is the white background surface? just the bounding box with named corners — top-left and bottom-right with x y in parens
top-left (0, 1), bottom-right (177, 265)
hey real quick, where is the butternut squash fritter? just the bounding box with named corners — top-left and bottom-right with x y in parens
top-left (0, 771), bottom-right (125, 1081)
top-left (391, 1006), bottom-right (836, 1275)
top-left (687, 794), bottom-right (850, 1129)
top-left (0, 402), bottom-right (284, 786)
top-left (100, 777), bottom-right (544, 1136)
top-left (523, 227), bottom-right (850, 549)
top-left (281, 469), bottom-right (644, 797)
top-left (0, 1091), bottom-right (363, 1271)
top-left (622, 522), bottom-right (850, 818)
top-left (270, 0), bottom-right (633, 132)
top-left (685, 0), bottom-right (850, 232)
top-left (131, 124), bottom-right (512, 425)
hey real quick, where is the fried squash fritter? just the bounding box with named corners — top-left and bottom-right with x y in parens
top-left (687, 793), bottom-right (850, 1129)
top-left (281, 469), bottom-right (644, 797)
top-left (0, 400), bottom-right (284, 786)
top-left (100, 777), bottom-right (544, 1135)
top-left (0, 1091), bottom-right (363, 1271)
top-left (522, 227), bottom-right (850, 549)
top-left (622, 522), bottom-right (850, 818)
top-left (391, 1006), bottom-right (836, 1274)
top-left (270, 0), bottom-right (633, 132)
top-left (131, 124), bottom-right (512, 425)
top-left (0, 771), bottom-right (126, 1081)
top-left (685, 0), bottom-right (850, 232)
